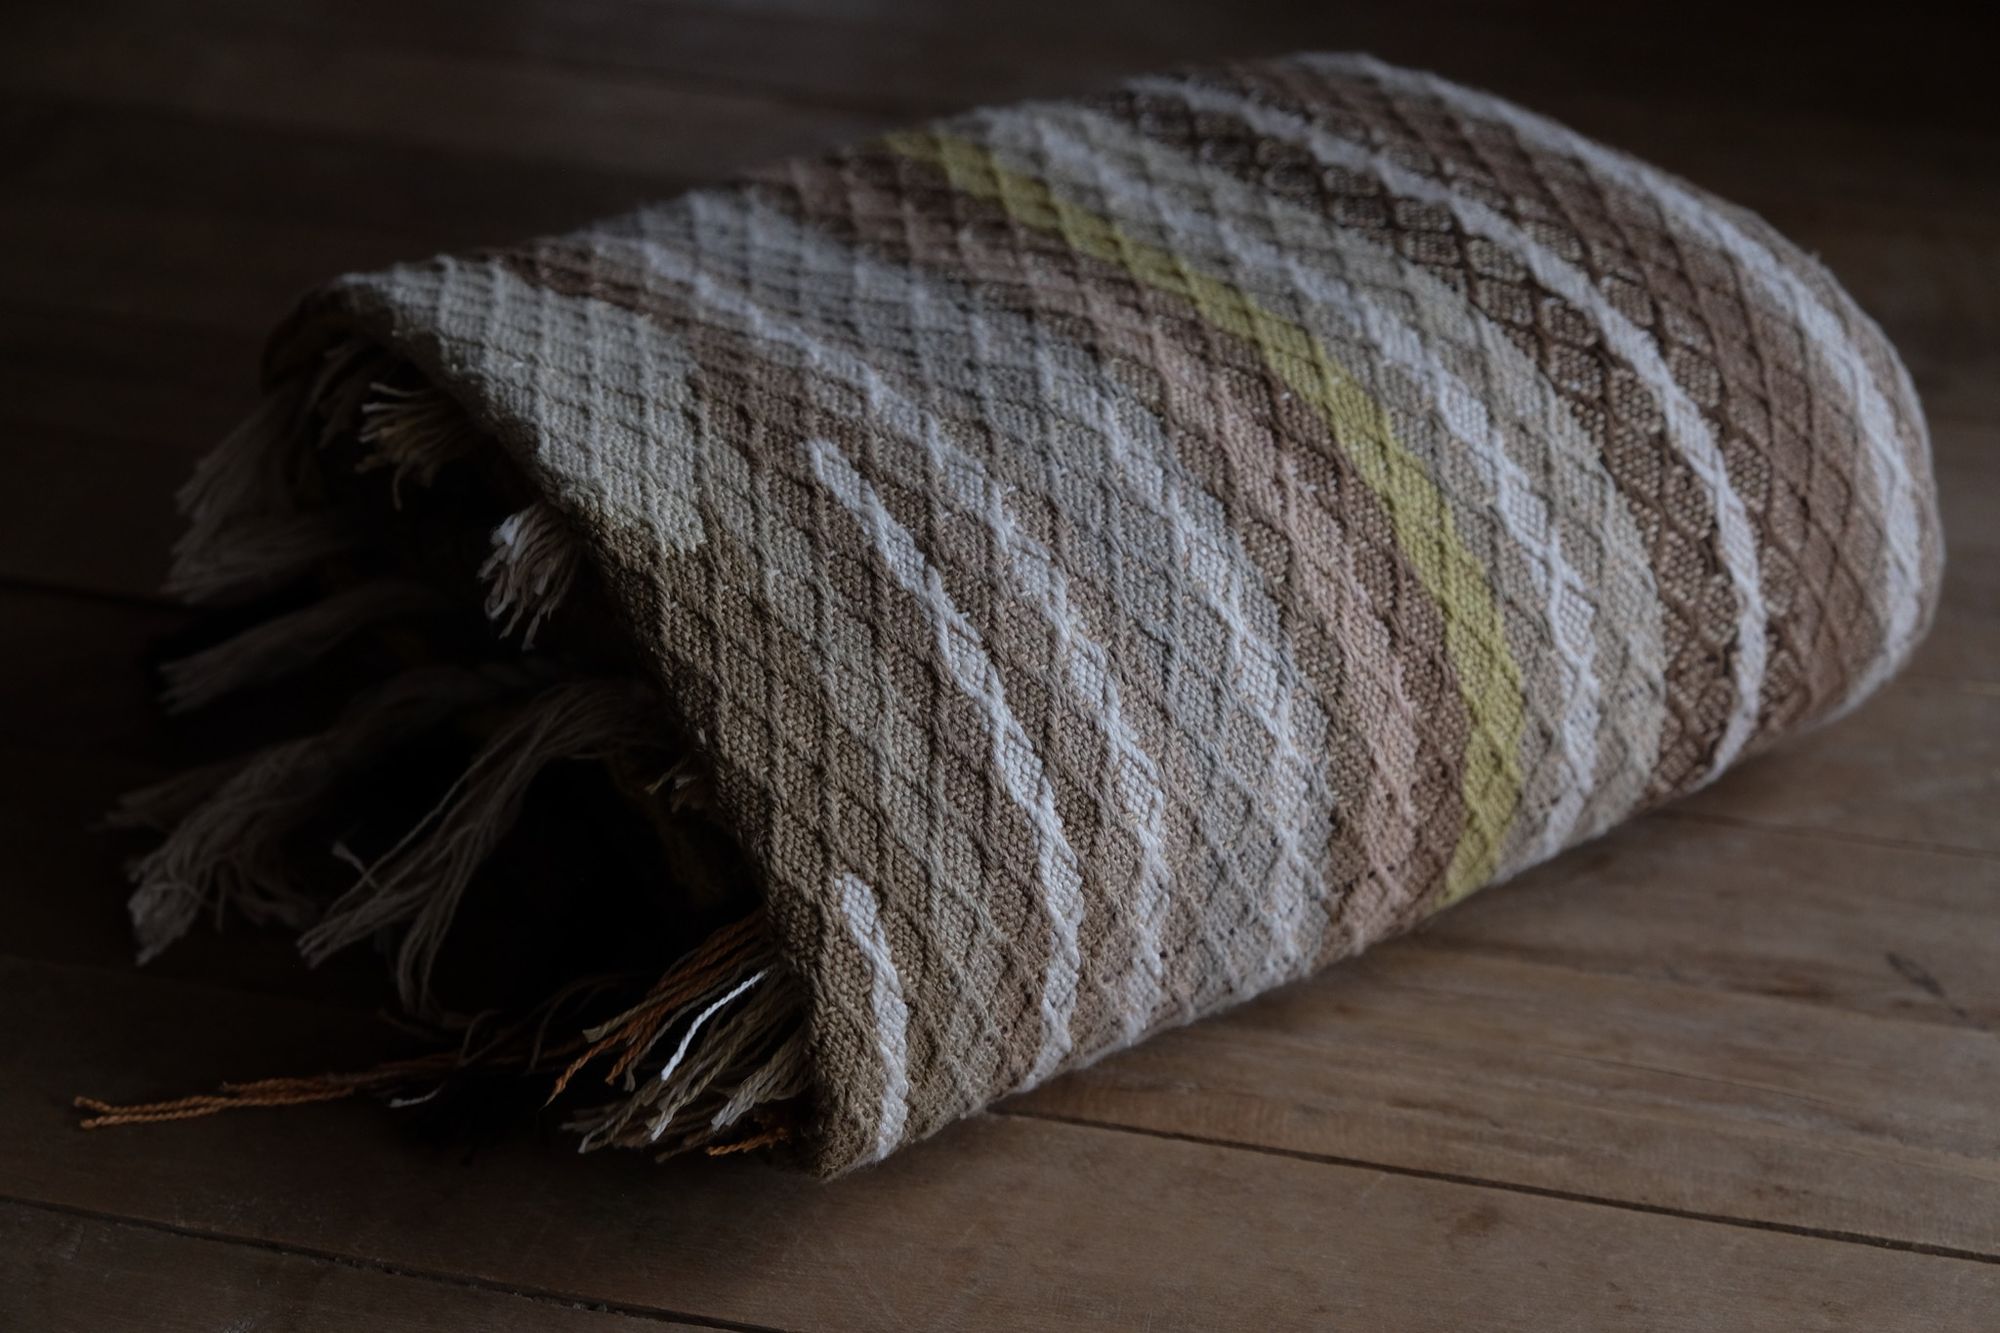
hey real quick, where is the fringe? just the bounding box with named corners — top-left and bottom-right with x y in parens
top-left (118, 666), bottom-right (518, 964)
top-left (76, 911), bottom-right (808, 1158)
top-left (553, 915), bottom-right (807, 1156)
top-left (103, 755), bottom-right (246, 836)
top-left (164, 510), bottom-right (359, 605)
top-left (164, 357), bottom-right (369, 606)
top-left (171, 381), bottom-right (308, 560)
top-left (356, 384), bottom-right (480, 505)
top-left (159, 579), bottom-right (440, 714)
top-left (309, 339), bottom-right (398, 449)
top-left (480, 503), bottom-right (581, 649)
top-left (297, 678), bottom-right (662, 1015)
top-left (95, 337), bottom-right (811, 1163)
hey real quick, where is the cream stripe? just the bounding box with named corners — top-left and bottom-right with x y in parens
top-left (1140, 73), bottom-right (1770, 785)
top-left (1346, 54), bottom-right (1930, 710)
top-left (893, 129), bottom-right (1526, 902)
top-left (835, 871), bottom-right (911, 1162)
top-left (984, 106), bottom-right (1626, 866)
top-left (974, 486), bottom-right (1179, 1041)
top-left (581, 225), bottom-right (1089, 1084)
top-left (630, 195), bottom-right (1337, 1015)
top-left (809, 434), bottom-right (1087, 1085)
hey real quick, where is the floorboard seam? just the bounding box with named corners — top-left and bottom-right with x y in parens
top-left (0, 1191), bottom-right (800, 1333)
top-left (994, 1108), bottom-right (2000, 1267)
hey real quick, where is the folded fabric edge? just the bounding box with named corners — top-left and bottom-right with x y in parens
top-left (79, 310), bottom-right (846, 1170)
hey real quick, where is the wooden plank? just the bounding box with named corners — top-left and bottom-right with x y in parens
top-left (4, 958), bottom-right (1994, 1332)
top-left (1912, 446), bottom-right (2000, 682)
top-left (1417, 814), bottom-right (2000, 1031)
top-left (2, 589), bottom-right (1994, 1254)
top-left (6, 650), bottom-right (1997, 1258)
top-left (0, 587), bottom-right (187, 759)
top-left (0, 24), bottom-right (888, 181)
top-left (13, 742), bottom-right (2000, 1252)
top-left (42, 0), bottom-right (2000, 159)
top-left (1674, 674), bottom-right (2000, 855)
top-left (1016, 835), bottom-right (2000, 1255)
top-left (0, 305), bottom-right (250, 452)
top-left (0, 1202), bottom-right (704, 1332)
top-left (4, 96), bottom-right (669, 255)
top-left (0, 426), bottom-right (187, 597)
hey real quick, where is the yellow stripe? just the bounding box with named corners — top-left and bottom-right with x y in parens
top-left (887, 129), bottom-right (1525, 900)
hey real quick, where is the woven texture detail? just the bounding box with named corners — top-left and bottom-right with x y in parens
top-left (264, 53), bottom-right (1943, 1174)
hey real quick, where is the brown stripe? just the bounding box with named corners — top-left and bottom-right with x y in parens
top-left (496, 239), bottom-right (1081, 1135)
top-left (748, 147), bottom-right (1473, 944)
top-left (1123, 67), bottom-right (1746, 802)
top-left (1713, 196), bottom-right (1944, 657)
top-left (1184, 59), bottom-right (1899, 765)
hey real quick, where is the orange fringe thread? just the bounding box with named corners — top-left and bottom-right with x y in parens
top-left (74, 912), bottom-right (793, 1156)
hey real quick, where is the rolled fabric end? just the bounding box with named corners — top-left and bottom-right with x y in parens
top-left (97, 52), bottom-right (1941, 1177)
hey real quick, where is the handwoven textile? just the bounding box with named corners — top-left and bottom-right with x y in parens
top-left (110, 53), bottom-right (1942, 1175)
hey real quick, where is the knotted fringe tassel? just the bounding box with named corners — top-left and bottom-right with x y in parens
top-left (165, 510), bottom-right (359, 606)
top-left (299, 678), bottom-right (663, 1016)
top-left (480, 503), bottom-right (582, 649)
top-left (356, 384), bottom-right (481, 505)
top-left (166, 377), bottom-right (356, 605)
top-left (159, 579), bottom-right (440, 714)
top-left (91, 338), bottom-right (805, 1159)
top-left (114, 666), bottom-right (520, 964)
top-left (76, 909), bottom-right (805, 1158)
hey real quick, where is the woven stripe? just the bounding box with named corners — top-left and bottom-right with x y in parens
top-left (981, 103), bottom-right (1640, 872)
top-left (888, 128), bottom-right (1529, 901)
top-left (1136, 75), bottom-right (1770, 791)
top-left (747, 148), bottom-right (1436, 954)
top-left (834, 872), bottom-right (911, 1163)
top-left (808, 433), bottom-right (1088, 1084)
top-left (1367, 56), bottom-right (1931, 713)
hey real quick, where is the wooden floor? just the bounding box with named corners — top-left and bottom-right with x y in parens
top-left (3, 2), bottom-right (1996, 1327)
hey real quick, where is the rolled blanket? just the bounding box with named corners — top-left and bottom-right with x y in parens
top-left (94, 52), bottom-right (1942, 1175)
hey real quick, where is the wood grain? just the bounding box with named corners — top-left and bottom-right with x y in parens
top-left (5, 959), bottom-right (1995, 1333)
top-left (1675, 677), bottom-right (2000, 856)
top-left (3, 0), bottom-right (1995, 1325)
top-left (0, 1202), bottom-right (703, 1333)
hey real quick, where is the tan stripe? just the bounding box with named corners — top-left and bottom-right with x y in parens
top-left (1202, 58), bottom-right (1909, 757)
top-left (963, 101), bottom-right (1669, 873)
top-left (1363, 52), bottom-right (1934, 721)
top-left (502, 211), bottom-right (1353, 1081)
top-left (1114, 72), bottom-right (1746, 804)
top-left (1319, 57), bottom-right (1882, 736)
top-left (753, 148), bottom-right (1472, 942)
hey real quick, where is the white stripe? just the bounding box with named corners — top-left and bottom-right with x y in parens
top-left (965, 473), bottom-right (1178, 1042)
top-left (1336, 54), bottom-right (1929, 710)
top-left (988, 106), bottom-right (1617, 864)
top-left (615, 216), bottom-right (1177, 1039)
top-left (626, 199), bottom-right (1336, 1023)
top-left (611, 276), bottom-right (1012, 1112)
top-left (1139, 73), bottom-right (1771, 784)
top-left (808, 434), bottom-right (1088, 1084)
top-left (835, 871), bottom-right (911, 1162)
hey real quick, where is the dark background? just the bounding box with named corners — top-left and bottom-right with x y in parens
top-left (3, 2), bottom-right (1996, 1326)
